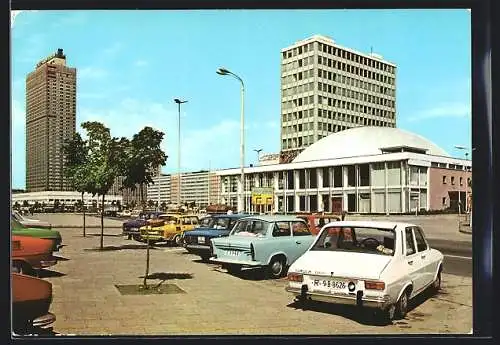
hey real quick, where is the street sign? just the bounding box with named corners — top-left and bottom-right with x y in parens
top-left (251, 187), bottom-right (274, 205)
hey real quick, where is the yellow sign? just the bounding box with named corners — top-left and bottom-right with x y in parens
top-left (251, 187), bottom-right (274, 205)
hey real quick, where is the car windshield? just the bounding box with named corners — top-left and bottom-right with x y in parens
top-left (311, 226), bottom-right (396, 256)
top-left (199, 217), bottom-right (212, 227)
top-left (12, 211), bottom-right (24, 222)
top-left (232, 220), bottom-right (268, 237)
top-left (209, 217), bottom-right (231, 229)
top-left (159, 215), bottom-right (178, 224)
top-left (11, 217), bottom-right (24, 229)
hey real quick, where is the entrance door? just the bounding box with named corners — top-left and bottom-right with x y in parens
top-left (331, 197), bottom-right (343, 213)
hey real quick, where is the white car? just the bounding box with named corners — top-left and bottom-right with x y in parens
top-left (118, 210), bottom-right (132, 218)
top-left (286, 221), bottom-right (444, 323)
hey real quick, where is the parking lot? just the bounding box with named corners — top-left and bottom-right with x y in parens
top-left (38, 215), bottom-right (473, 335)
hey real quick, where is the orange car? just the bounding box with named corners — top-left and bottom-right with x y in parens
top-left (12, 273), bottom-right (56, 334)
top-left (12, 236), bottom-right (58, 275)
top-left (297, 213), bottom-right (345, 235)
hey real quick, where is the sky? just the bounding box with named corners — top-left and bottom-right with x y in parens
top-left (11, 9), bottom-right (471, 190)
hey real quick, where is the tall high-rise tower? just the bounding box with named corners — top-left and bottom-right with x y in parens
top-left (280, 35), bottom-right (397, 162)
top-left (25, 49), bottom-right (76, 191)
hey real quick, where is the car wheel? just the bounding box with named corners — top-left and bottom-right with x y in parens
top-left (377, 304), bottom-right (396, 324)
top-left (432, 270), bottom-right (442, 293)
top-left (395, 289), bottom-right (410, 319)
top-left (132, 234), bottom-right (141, 242)
top-left (200, 255), bottom-right (210, 262)
top-left (226, 264), bottom-right (241, 274)
top-left (12, 262), bottom-right (33, 276)
top-left (268, 256), bottom-right (286, 278)
top-left (173, 235), bottom-right (182, 246)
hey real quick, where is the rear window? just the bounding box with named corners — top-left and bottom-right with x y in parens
top-left (312, 226), bottom-right (396, 256)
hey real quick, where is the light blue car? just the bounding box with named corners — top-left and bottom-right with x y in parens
top-left (210, 215), bottom-right (315, 278)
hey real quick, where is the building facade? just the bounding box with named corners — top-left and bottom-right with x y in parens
top-left (280, 35), bottom-right (397, 161)
top-left (146, 171), bottom-right (221, 208)
top-left (12, 191), bottom-right (122, 208)
top-left (217, 127), bottom-right (471, 214)
top-left (26, 49), bottom-right (77, 192)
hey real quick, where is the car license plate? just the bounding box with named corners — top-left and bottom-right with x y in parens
top-left (311, 279), bottom-right (347, 292)
top-left (226, 250), bottom-right (239, 256)
top-left (197, 236), bottom-right (205, 244)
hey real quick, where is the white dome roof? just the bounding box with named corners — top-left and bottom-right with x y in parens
top-left (293, 126), bottom-right (449, 163)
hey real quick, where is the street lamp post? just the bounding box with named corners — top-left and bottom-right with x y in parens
top-left (174, 98), bottom-right (188, 207)
top-left (454, 145), bottom-right (474, 227)
top-left (254, 148), bottom-right (263, 165)
top-left (217, 67), bottom-right (245, 213)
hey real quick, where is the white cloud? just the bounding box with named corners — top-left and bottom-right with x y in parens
top-left (408, 103), bottom-right (471, 122)
top-left (77, 98), bottom-right (278, 173)
top-left (78, 66), bottom-right (108, 79)
top-left (134, 59), bottom-right (148, 67)
top-left (11, 10), bottom-right (21, 28)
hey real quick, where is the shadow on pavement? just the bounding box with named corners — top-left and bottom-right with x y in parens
top-left (87, 233), bottom-right (123, 237)
top-left (139, 272), bottom-right (194, 280)
top-left (285, 287), bottom-right (440, 327)
top-left (84, 244), bottom-right (159, 251)
top-left (38, 269), bottom-right (66, 278)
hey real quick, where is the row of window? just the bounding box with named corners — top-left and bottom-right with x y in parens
top-left (282, 41), bottom-right (395, 74)
top-left (282, 115), bottom-right (392, 135)
top-left (442, 175), bottom-right (471, 186)
top-left (316, 56), bottom-right (395, 85)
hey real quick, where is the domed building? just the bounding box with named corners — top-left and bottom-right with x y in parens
top-left (217, 127), bottom-right (471, 214)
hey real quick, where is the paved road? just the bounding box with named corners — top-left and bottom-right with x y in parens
top-left (428, 239), bottom-right (472, 277)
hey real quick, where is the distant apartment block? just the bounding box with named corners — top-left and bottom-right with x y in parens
top-left (147, 171), bottom-right (221, 208)
top-left (280, 35), bottom-right (397, 162)
top-left (26, 49), bottom-right (76, 192)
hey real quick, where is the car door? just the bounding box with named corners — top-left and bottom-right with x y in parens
top-left (404, 227), bottom-right (424, 294)
top-left (414, 226), bottom-right (434, 287)
top-left (290, 221), bottom-right (314, 263)
top-left (263, 221), bottom-right (294, 264)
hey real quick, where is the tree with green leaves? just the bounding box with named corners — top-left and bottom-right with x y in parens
top-left (81, 121), bottom-right (129, 250)
top-left (122, 126), bottom-right (167, 289)
top-left (63, 132), bottom-right (92, 236)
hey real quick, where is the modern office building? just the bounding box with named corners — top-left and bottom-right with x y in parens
top-left (146, 171), bottom-right (221, 208)
top-left (26, 48), bottom-right (77, 192)
top-left (217, 127), bottom-right (471, 214)
top-left (280, 35), bottom-right (397, 162)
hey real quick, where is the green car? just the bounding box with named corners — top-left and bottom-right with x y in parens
top-left (11, 218), bottom-right (63, 252)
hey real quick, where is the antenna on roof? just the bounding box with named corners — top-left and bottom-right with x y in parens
top-left (370, 46), bottom-right (373, 55)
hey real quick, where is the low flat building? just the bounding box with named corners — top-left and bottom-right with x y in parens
top-left (12, 191), bottom-right (123, 208)
top-left (216, 126), bottom-right (471, 214)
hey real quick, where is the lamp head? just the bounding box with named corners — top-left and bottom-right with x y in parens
top-left (216, 67), bottom-right (230, 75)
top-left (174, 98), bottom-right (188, 104)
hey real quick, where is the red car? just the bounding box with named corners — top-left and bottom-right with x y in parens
top-left (12, 273), bottom-right (56, 334)
top-left (296, 213), bottom-right (345, 235)
top-left (12, 235), bottom-right (58, 275)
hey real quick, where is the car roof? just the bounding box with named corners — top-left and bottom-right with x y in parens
top-left (211, 214), bottom-right (247, 219)
top-left (238, 214), bottom-right (305, 222)
top-left (322, 220), bottom-right (416, 230)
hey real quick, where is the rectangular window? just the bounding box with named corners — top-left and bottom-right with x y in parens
top-left (442, 176), bottom-right (447, 184)
top-left (405, 228), bottom-right (416, 256)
